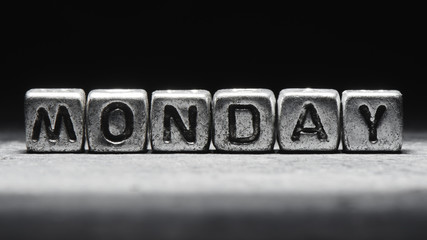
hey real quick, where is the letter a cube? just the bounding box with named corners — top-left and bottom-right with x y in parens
top-left (150, 90), bottom-right (212, 152)
top-left (277, 88), bottom-right (341, 151)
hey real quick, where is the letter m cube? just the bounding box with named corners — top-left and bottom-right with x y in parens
top-left (25, 89), bottom-right (86, 152)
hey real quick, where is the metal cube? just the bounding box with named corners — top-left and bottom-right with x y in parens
top-left (342, 90), bottom-right (403, 152)
top-left (277, 88), bottom-right (341, 151)
top-left (212, 89), bottom-right (276, 152)
top-left (86, 89), bottom-right (149, 152)
top-left (150, 90), bottom-right (211, 152)
top-left (24, 88), bottom-right (86, 152)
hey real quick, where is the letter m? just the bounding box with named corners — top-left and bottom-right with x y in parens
top-left (31, 106), bottom-right (77, 142)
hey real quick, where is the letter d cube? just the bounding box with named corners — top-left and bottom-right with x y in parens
top-left (212, 89), bottom-right (276, 152)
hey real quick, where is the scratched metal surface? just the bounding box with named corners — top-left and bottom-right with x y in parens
top-left (1, 128), bottom-right (427, 239)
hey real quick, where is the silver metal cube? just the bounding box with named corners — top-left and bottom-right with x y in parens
top-left (150, 90), bottom-right (211, 152)
top-left (86, 89), bottom-right (149, 152)
top-left (277, 88), bottom-right (341, 151)
top-left (342, 90), bottom-right (403, 152)
top-left (212, 89), bottom-right (276, 152)
top-left (25, 88), bottom-right (86, 152)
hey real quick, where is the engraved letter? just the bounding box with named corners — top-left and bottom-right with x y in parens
top-left (358, 105), bottom-right (386, 143)
top-left (291, 103), bottom-right (328, 141)
top-left (101, 102), bottom-right (134, 142)
top-left (31, 106), bottom-right (77, 142)
top-left (228, 104), bottom-right (260, 144)
top-left (163, 105), bottom-right (197, 143)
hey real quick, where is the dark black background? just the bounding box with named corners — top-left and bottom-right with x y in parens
top-left (3, 1), bottom-right (425, 128)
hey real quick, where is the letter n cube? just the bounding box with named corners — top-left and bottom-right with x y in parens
top-left (150, 90), bottom-right (212, 152)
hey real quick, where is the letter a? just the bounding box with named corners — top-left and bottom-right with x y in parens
top-left (291, 103), bottom-right (328, 141)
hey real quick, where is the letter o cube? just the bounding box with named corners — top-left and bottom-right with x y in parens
top-left (212, 89), bottom-right (276, 152)
top-left (86, 89), bottom-right (149, 152)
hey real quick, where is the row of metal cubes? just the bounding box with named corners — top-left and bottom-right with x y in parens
top-left (24, 88), bottom-right (403, 153)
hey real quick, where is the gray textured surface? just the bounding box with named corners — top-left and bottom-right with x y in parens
top-left (1, 129), bottom-right (427, 239)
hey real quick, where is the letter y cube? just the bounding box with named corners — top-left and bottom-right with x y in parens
top-left (342, 90), bottom-right (403, 152)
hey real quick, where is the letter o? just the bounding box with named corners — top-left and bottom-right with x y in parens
top-left (101, 102), bottom-right (134, 142)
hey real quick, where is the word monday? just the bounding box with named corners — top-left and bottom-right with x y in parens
top-left (24, 88), bottom-right (403, 153)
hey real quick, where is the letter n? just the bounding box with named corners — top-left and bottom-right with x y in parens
top-left (163, 105), bottom-right (197, 143)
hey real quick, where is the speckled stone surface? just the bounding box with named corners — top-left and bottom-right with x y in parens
top-left (1, 129), bottom-right (427, 239)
